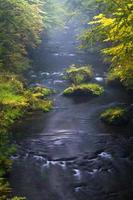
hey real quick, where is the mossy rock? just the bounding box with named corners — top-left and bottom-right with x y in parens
top-left (63, 83), bottom-right (104, 96)
top-left (66, 64), bottom-right (93, 84)
top-left (100, 106), bottom-right (130, 125)
top-left (30, 86), bottom-right (54, 98)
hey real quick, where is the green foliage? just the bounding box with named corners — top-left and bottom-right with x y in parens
top-left (0, 74), bottom-right (53, 199)
top-left (107, 66), bottom-right (133, 89)
top-left (11, 197), bottom-right (26, 200)
top-left (0, 75), bottom-right (27, 108)
top-left (0, 0), bottom-right (43, 72)
top-left (30, 86), bottom-right (54, 98)
top-left (80, 0), bottom-right (133, 89)
top-left (66, 64), bottom-right (93, 84)
top-left (43, 0), bottom-right (69, 29)
top-left (63, 83), bottom-right (104, 96)
top-left (66, 0), bottom-right (98, 18)
top-left (0, 0), bottom-right (61, 199)
top-left (24, 87), bottom-right (53, 112)
top-left (0, 179), bottom-right (11, 200)
top-left (0, 178), bottom-right (26, 200)
top-left (31, 99), bottom-right (53, 112)
top-left (100, 107), bottom-right (129, 125)
top-left (0, 136), bottom-right (16, 177)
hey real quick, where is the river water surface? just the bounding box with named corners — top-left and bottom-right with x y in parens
top-left (10, 18), bottom-right (133, 200)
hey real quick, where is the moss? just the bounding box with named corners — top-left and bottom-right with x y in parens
top-left (30, 86), bottom-right (54, 98)
top-left (63, 83), bottom-right (104, 96)
top-left (100, 107), bottom-right (129, 125)
top-left (66, 64), bottom-right (93, 84)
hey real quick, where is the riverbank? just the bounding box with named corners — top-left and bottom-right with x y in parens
top-left (0, 74), bottom-right (53, 199)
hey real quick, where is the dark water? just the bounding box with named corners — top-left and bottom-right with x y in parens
top-left (10, 19), bottom-right (133, 200)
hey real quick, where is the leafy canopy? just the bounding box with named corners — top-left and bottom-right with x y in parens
top-left (0, 0), bottom-right (43, 72)
top-left (80, 0), bottom-right (133, 89)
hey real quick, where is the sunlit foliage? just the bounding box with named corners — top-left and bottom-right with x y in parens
top-left (81, 0), bottom-right (133, 89)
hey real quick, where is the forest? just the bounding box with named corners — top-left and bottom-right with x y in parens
top-left (0, 0), bottom-right (133, 199)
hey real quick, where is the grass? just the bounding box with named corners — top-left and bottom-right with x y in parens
top-left (100, 107), bottom-right (129, 125)
top-left (66, 64), bottom-right (93, 84)
top-left (63, 83), bottom-right (104, 96)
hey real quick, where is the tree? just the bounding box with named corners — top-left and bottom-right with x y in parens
top-left (42, 0), bottom-right (68, 29)
top-left (0, 0), bottom-right (43, 72)
top-left (81, 0), bottom-right (133, 89)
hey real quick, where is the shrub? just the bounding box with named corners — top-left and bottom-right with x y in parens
top-left (0, 179), bottom-right (11, 200)
top-left (107, 66), bottom-right (133, 90)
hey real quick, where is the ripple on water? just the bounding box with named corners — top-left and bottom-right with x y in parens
top-left (73, 169), bottom-right (81, 180)
top-left (88, 169), bottom-right (98, 175)
top-left (98, 152), bottom-right (112, 159)
top-left (94, 77), bottom-right (104, 82)
top-left (53, 80), bottom-right (64, 85)
top-left (59, 161), bottom-right (66, 169)
top-left (52, 52), bottom-right (75, 57)
top-left (42, 160), bottom-right (50, 168)
top-left (51, 72), bottom-right (64, 77)
top-left (40, 72), bottom-right (50, 77)
top-left (11, 155), bottom-right (20, 160)
top-left (33, 155), bottom-right (46, 162)
top-left (53, 53), bottom-right (60, 56)
top-left (75, 187), bottom-right (81, 192)
top-left (42, 160), bottom-right (67, 170)
top-left (54, 140), bottom-right (63, 145)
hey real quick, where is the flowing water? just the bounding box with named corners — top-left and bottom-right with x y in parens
top-left (9, 18), bottom-right (133, 200)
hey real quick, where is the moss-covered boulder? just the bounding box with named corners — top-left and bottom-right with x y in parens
top-left (63, 83), bottom-right (104, 96)
top-left (66, 64), bottom-right (93, 84)
top-left (100, 106), bottom-right (131, 125)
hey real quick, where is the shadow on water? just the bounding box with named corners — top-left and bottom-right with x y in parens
top-left (9, 11), bottom-right (133, 200)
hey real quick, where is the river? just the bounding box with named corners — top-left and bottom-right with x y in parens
top-left (9, 17), bottom-right (133, 200)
